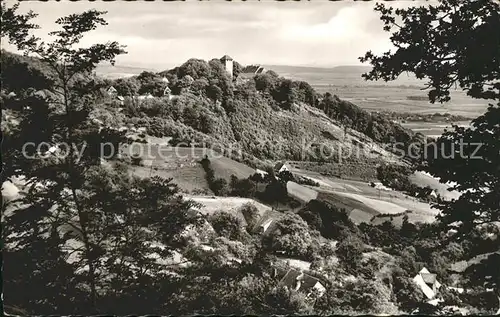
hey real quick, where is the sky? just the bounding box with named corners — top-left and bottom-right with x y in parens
top-left (3, 0), bottom-right (429, 70)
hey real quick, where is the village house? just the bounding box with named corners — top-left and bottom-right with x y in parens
top-left (105, 86), bottom-right (124, 105)
top-left (275, 267), bottom-right (326, 298)
top-left (413, 267), bottom-right (442, 299)
top-left (107, 86), bottom-right (118, 96)
top-left (163, 86), bottom-right (171, 97)
top-left (258, 218), bottom-right (274, 235)
top-left (274, 162), bottom-right (290, 174)
top-left (237, 64), bottom-right (266, 84)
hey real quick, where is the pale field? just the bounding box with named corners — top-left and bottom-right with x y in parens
top-left (409, 171), bottom-right (461, 201)
top-left (124, 144), bottom-right (256, 193)
top-left (316, 86), bottom-right (489, 118)
top-left (266, 65), bottom-right (490, 119)
top-left (286, 181), bottom-right (319, 203)
top-left (287, 167), bottom-right (439, 224)
top-left (186, 196), bottom-right (272, 218)
top-left (401, 121), bottom-right (471, 137)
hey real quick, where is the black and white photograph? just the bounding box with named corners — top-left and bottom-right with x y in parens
top-left (1, 0), bottom-right (499, 315)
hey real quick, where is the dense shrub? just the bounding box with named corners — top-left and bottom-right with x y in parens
top-left (208, 210), bottom-right (246, 241)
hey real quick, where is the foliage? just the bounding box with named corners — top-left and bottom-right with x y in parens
top-left (264, 212), bottom-right (321, 260)
top-left (391, 268), bottom-right (426, 313)
top-left (335, 235), bottom-right (365, 274)
top-left (361, 0), bottom-right (500, 103)
top-left (208, 210), bottom-right (246, 241)
top-left (362, 0), bottom-right (500, 293)
top-left (113, 77), bottom-right (140, 96)
top-left (1, 7), bottom-right (203, 314)
top-left (362, 0), bottom-right (500, 235)
top-left (137, 71), bottom-right (167, 97)
top-left (240, 203), bottom-right (260, 232)
top-left (0, 50), bottom-right (54, 93)
top-left (200, 156), bottom-right (228, 196)
top-left (315, 278), bottom-right (394, 315)
top-left (0, 3), bottom-right (39, 49)
top-left (426, 105), bottom-right (500, 237)
top-left (298, 199), bottom-right (357, 240)
top-left (229, 174), bottom-right (256, 198)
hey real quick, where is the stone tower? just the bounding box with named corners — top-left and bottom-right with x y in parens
top-left (221, 55), bottom-right (233, 79)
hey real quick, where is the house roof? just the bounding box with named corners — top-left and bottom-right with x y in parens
top-left (260, 218), bottom-right (273, 231)
top-left (419, 267), bottom-right (431, 274)
top-left (242, 65), bottom-right (260, 73)
top-left (274, 162), bottom-right (287, 171)
top-left (221, 55), bottom-right (233, 61)
top-left (413, 274), bottom-right (436, 299)
top-left (421, 273), bottom-right (437, 285)
top-left (241, 65), bottom-right (266, 75)
top-left (280, 268), bottom-right (302, 288)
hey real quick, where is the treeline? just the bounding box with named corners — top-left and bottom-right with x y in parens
top-left (200, 156), bottom-right (229, 196)
top-left (378, 110), bottom-right (473, 123)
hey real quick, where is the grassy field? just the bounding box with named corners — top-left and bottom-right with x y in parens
top-left (284, 167), bottom-right (439, 225)
top-left (124, 144), bottom-right (257, 194)
top-left (286, 181), bottom-right (319, 203)
top-left (409, 171), bottom-right (461, 201)
top-left (186, 195), bottom-right (272, 225)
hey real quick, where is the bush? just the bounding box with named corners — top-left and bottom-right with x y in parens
top-left (200, 157), bottom-right (228, 196)
top-left (240, 203), bottom-right (260, 231)
top-left (391, 270), bottom-right (426, 313)
top-left (208, 210), bottom-right (245, 241)
top-left (229, 175), bottom-right (256, 198)
top-left (335, 235), bottom-right (365, 274)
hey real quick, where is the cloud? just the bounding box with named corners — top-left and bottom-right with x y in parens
top-left (2, 0), bottom-right (429, 69)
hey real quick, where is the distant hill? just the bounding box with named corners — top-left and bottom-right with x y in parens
top-left (95, 64), bottom-right (157, 79)
top-left (330, 65), bottom-right (373, 73)
top-left (264, 64), bottom-right (372, 74)
top-left (263, 64), bottom-right (425, 88)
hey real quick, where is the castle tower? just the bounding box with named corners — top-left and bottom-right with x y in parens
top-left (221, 55), bottom-right (233, 79)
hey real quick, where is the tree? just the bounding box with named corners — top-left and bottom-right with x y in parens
top-left (113, 77), bottom-right (140, 97)
top-left (137, 71), bottom-right (165, 96)
top-left (360, 0), bottom-right (500, 292)
top-left (230, 175), bottom-right (256, 198)
top-left (335, 235), bottom-right (365, 274)
top-left (10, 10), bottom-right (124, 311)
top-left (209, 210), bottom-right (245, 241)
top-left (0, 3), bottom-right (39, 49)
top-left (277, 170), bottom-right (294, 183)
top-left (391, 269), bottom-right (426, 313)
top-left (265, 212), bottom-right (320, 260)
top-left (2, 6), bottom-right (202, 314)
top-left (316, 278), bottom-right (394, 315)
top-left (240, 203), bottom-right (260, 232)
top-left (299, 200), bottom-right (356, 240)
top-left (360, 0), bottom-right (500, 103)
